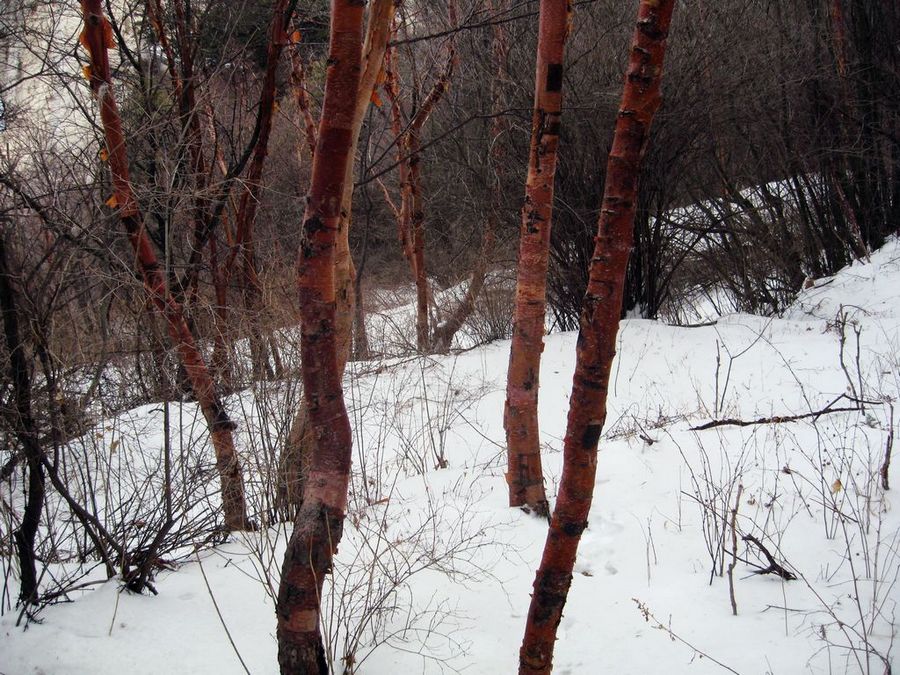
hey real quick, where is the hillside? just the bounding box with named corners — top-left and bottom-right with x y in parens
top-left (2, 239), bottom-right (899, 674)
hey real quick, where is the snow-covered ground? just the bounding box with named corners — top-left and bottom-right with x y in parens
top-left (3, 239), bottom-right (899, 674)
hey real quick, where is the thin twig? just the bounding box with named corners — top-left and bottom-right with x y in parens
top-left (727, 484), bottom-right (743, 615)
top-left (195, 552), bottom-right (252, 675)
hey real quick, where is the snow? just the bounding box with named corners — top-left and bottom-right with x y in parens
top-left (3, 239), bottom-right (899, 674)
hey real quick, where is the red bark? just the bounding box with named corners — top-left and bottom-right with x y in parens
top-left (289, 36), bottom-right (319, 161)
top-left (277, 0), bottom-right (395, 517)
top-left (505, 0), bottom-right (572, 517)
top-left (79, 0), bottom-right (250, 531)
top-left (519, 2), bottom-right (676, 673)
top-left (275, 2), bottom-right (364, 672)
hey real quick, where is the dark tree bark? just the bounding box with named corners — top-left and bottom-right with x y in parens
top-left (232, 0), bottom-right (294, 382)
top-left (0, 235), bottom-right (45, 605)
top-left (519, 2), bottom-right (676, 673)
top-left (79, 0), bottom-right (250, 531)
top-left (275, 2), bottom-right (364, 672)
top-left (505, 0), bottom-right (572, 518)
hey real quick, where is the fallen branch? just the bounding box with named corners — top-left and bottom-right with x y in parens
top-left (742, 535), bottom-right (796, 581)
top-left (691, 407), bottom-right (860, 431)
top-left (690, 393), bottom-right (879, 431)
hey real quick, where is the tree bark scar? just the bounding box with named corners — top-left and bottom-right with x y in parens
top-left (305, 215), bottom-right (325, 234)
top-left (546, 63), bottom-right (563, 92)
top-left (581, 422), bottom-right (602, 450)
top-left (561, 520), bottom-right (588, 537)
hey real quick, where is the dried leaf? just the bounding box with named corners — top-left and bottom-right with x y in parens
top-left (81, 65), bottom-right (92, 81)
top-left (105, 194), bottom-right (118, 208)
top-left (99, 148), bottom-right (109, 162)
top-left (370, 90), bottom-right (383, 108)
top-left (290, 30), bottom-right (302, 44)
top-left (831, 478), bottom-right (843, 494)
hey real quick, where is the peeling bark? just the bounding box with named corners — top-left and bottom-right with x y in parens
top-left (275, 2), bottom-right (364, 672)
top-left (278, 0), bottom-right (396, 517)
top-left (505, 0), bottom-right (572, 517)
top-left (519, 2), bottom-right (676, 673)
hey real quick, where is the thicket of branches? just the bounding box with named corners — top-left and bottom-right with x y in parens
top-left (0, 0), bottom-right (896, 654)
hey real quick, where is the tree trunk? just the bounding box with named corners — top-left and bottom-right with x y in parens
top-left (408, 130), bottom-right (431, 352)
top-left (277, 0), bottom-right (395, 518)
top-left (79, 0), bottom-right (250, 531)
top-left (290, 28), bottom-right (319, 161)
top-left (0, 236), bottom-right (45, 605)
top-left (209, 235), bottom-right (233, 391)
top-left (232, 0), bottom-right (294, 383)
top-left (519, 2), bottom-right (676, 673)
top-left (275, 2), bottom-right (364, 672)
top-left (504, 0), bottom-right (572, 517)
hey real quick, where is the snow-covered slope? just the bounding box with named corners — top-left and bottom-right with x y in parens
top-left (3, 239), bottom-right (899, 674)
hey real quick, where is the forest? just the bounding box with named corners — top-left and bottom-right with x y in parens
top-left (1, 0), bottom-right (898, 673)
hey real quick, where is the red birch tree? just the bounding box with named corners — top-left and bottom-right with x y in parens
top-left (278, 0), bottom-right (396, 516)
top-left (275, 1), bottom-right (364, 671)
top-left (79, 0), bottom-right (250, 531)
top-left (505, 0), bottom-right (572, 518)
top-left (519, 1), bottom-right (676, 672)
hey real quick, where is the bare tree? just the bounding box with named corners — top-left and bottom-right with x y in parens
top-left (78, 0), bottom-right (250, 530)
top-left (276, 1), bottom-right (364, 671)
top-left (382, 4), bottom-right (458, 353)
top-left (519, 1), bottom-right (676, 672)
top-left (277, 0), bottom-right (396, 517)
top-left (0, 231), bottom-right (45, 605)
top-left (504, 0), bottom-right (572, 518)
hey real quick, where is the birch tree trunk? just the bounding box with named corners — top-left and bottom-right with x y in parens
top-left (504, 0), bottom-right (572, 517)
top-left (275, 2), bottom-right (364, 671)
top-left (519, 2), bottom-right (676, 672)
top-left (383, 8), bottom-right (458, 353)
top-left (277, 0), bottom-right (396, 517)
top-left (79, 0), bottom-right (250, 531)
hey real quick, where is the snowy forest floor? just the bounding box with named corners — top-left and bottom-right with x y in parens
top-left (3, 239), bottom-right (900, 674)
